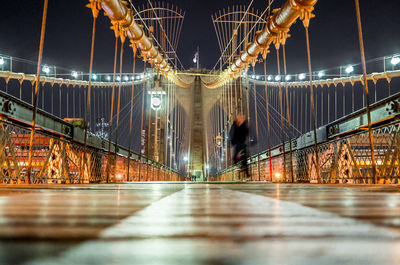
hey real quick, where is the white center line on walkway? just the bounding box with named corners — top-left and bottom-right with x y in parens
top-left (25, 184), bottom-right (400, 265)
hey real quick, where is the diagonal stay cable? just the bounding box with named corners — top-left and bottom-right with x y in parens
top-left (146, 0), bottom-right (185, 70)
top-left (212, 0), bottom-right (275, 72)
top-left (128, 0), bottom-right (184, 71)
top-left (255, 87), bottom-right (302, 134)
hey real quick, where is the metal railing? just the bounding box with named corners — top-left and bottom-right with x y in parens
top-left (214, 93), bottom-right (400, 184)
top-left (0, 87), bottom-right (183, 184)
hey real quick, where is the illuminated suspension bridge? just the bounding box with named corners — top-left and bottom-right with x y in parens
top-left (0, 0), bottom-right (400, 264)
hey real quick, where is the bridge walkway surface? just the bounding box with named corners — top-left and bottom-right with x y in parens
top-left (0, 183), bottom-right (400, 265)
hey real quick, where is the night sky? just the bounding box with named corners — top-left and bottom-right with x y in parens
top-left (0, 0), bottom-right (399, 74)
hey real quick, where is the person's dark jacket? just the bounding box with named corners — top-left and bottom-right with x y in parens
top-left (229, 120), bottom-right (249, 146)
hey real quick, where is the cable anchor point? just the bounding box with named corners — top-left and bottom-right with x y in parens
top-left (86, 0), bottom-right (102, 19)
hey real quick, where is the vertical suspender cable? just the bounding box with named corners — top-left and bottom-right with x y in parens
top-left (282, 45), bottom-right (294, 182)
top-left (139, 61), bottom-right (147, 181)
top-left (354, 0), bottom-right (377, 183)
top-left (263, 59), bottom-right (273, 181)
top-left (304, 26), bottom-right (321, 183)
top-left (106, 36), bottom-right (119, 183)
top-left (114, 33), bottom-right (126, 178)
top-left (127, 46), bottom-right (137, 182)
top-left (81, 4), bottom-right (99, 182)
top-left (27, 0), bottom-right (48, 184)
top-left (276, 47), bottom-right (287, 181)
top-left (252, 66), bottom-right (259, 141)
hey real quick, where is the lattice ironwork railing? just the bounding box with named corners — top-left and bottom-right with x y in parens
top-left (214, 120), bottom-right (400, 184)
top-left (0, 121), bottom-right (183, 184)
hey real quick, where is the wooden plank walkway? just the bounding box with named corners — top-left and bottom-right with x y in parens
top-left (0, 183), bottom-right (399, 265)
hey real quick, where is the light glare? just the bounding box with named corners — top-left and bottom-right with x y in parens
top-left (391, 56), bottom-right (400, 66)
top-left (345, 65), bottom-right (354, 74)
top-left (42, 66), bottom-right (50, 74)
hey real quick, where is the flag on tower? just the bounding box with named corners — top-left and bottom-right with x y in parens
top-left (193, 51), bottom-right (199, 64)
top-left (193, 46), bottom-right (199, 68)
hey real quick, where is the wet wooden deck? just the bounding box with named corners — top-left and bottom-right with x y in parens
top-left (0, 183), bottom-right (399, 265)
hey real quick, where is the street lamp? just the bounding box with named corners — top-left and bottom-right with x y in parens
top-left (345, 65), bottom-right (354, 74)
top-left (391, 56), bottom-right (400, 66)
top-left (0, 57), bottom-right (4, 71)
top-left (285, 75), bottom-right (291, 81)
top-left (275, 75), bottom-right (281, 81)
top-left (267, 75), bottom-right (272, 81)
top-left (151, 96), bottom-right (162, 111)
top-left (42, 65), bottom-right (50, 75)
top-left (299, 73), bottom-right (306, 80)
top-left (318, 71), bottom-right (325, 78)
top-left (124, 76), bottom-right (129, 81)
top-left (91, 73), bottom-right (97, 80)
top-left (71, 71), bottom-right (78, 79)
top-left (106, 76), bottom-right (111, 81)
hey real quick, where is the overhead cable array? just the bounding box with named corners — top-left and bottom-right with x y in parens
top-left (203, 0), bottom-right (318, 89)
top-left (97, 0), bottom-right (191, 88)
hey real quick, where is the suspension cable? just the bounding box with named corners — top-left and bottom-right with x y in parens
top-left (304, 25), bottom-right (321, 183)
top-left (128, 0), bottom-right (184, 71)
top-left (127, 44), bottom-right (137, 181)
top-left (114, 31), bottom-right (126, 178)
top-left (212, 0), bottom-right (274, 71)
top-left (27, 0), bottom-right (49, 184)
top-left (275, 46), bottom-right (287, 181)
top-left (354, 0), bottom-right (377, 183)
top-left (106, 34), bottom-right (120, 183)
top-left (282, 44), bottom-right (294, 182)
top-left (146, 0), bottom-right (184, 70)
top-left (263, 59), bottom-right (273, 181)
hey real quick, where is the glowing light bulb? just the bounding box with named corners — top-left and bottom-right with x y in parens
top-left (42, 66), bottom-right (50, 74)
top-left (345, 65), bottom-right (354, 74)
top-left (391, 56), bottom-right (400, 66)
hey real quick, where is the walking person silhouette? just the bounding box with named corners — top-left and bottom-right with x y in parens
top-left (229, 114), bottom-right (250, 180)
